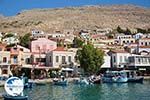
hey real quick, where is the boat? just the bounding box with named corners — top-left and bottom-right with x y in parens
top-left (89, 75), bottom-right (101, 84)
top-left (53, 77), bottom-right (68, 86)
top-left (102, 70), bottom-right (128, 83)
top-left (74, 78), bottom-right (91, 85)
top-left (3, 94), bottom-right (28, 100)
top-left (22, 77), bottom-right (33, 88)
top-left (124, 70), bottom-right (144, 83)
top-left (24, 82), bottom-right (33, 88)
top-left (128, 76), bottom-right (144, 83)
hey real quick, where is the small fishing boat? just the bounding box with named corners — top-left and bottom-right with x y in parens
top-left (74, 78), bottom-right (91, 85)
top-left (3, 94), bottom-right (28, 100)
top-left (124, 70), bottom-right (144, 83)
top-left (102, 70), bottom-right (128, 83)
top-left (89, 75), bottom-right (101, 84)
top-left (128, 76), bottom-right (143, 83)
top-left (53, 76), bottom-right (68, 86)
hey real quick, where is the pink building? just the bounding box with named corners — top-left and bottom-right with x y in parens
top-left (31, 38), bottom-right (57, 53)
top-left (31, 38), bottom-right (57, 66)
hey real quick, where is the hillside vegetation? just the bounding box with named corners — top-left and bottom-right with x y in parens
top-left (0, 5), bottom-right (150, 35)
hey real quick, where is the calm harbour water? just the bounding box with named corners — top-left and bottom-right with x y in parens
top-left (0, 80), bottom-right (150, 100)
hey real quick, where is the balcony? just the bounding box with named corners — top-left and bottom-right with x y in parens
top-left (10, 50), bottom-right (19, 55)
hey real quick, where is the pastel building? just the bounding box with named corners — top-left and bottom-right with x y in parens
top-left (46, 47), bottom-right (76, 68)
top-left (31, 38), bottom-right (57, 53)
top-left (31, 38), bottom-right (57, 66)
top-left (9, 45), bottom-right (31, 68)
top-left (0, 44), bottom-right (12, 76)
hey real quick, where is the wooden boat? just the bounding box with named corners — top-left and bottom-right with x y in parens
top-left (102, 70), bottom-right (128, 83)
top-left (3, 94), bottom-right (28, 100)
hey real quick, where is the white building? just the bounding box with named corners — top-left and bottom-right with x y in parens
top-left (48, 31), bottom-right (65, 38)
top-left (138, 38), bottom-right (150, 46)
top-left (31, 29), bottom-right (44, 36)
top-left (79, 31), bottom-right (90, 40)
top-left (2, 37), bottom-right (19, 45)
top-left (110, 50), bottom-right (131, 68)
top-left (133, 33), bottom-right (143, 40)
top-left (128, 55), bottom-right (150, 72)
top-left (115, 34), bottom-right (135, 45)
top-left (101, 55), bottom-right (111, 69)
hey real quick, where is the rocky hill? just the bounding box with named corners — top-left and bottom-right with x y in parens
top-left (0, 5), bottom-right (150, 35)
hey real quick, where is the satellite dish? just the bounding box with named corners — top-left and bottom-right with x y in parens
top-left (4, 77), bottom-right (24, 96)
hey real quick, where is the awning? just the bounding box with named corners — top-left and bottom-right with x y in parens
top-left (61, 68), bottom-right (74, 71)
top-left (139, 68), bottom-right (146, 71)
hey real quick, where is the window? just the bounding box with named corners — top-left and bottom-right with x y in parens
top-left (124, 56), bottom-right (128, 62)
top-left (68, 56), bottom-right (71, 62)
top-left (3, 57), bottom-right (7, 63)
top-left (145, 42), bottom-right (148, 46)
top-left (25, 58), bottom-right (30, 64)
top-left (13, 56), bottom-right (18, 63)
top-left (49, 56), bottom-right (52, 63)
top-left (113, 56), bottom-right (116, 63)
top-left (141, 42), bottom-right (143, 45)
top-left (120, 56), bottom-right (122, 63)
top-left (62, 56), bottom-right (66, 64)
top-left (56, 56), bottom-right (59, 63)
top-left (138, 58), bottom-right (141, 64)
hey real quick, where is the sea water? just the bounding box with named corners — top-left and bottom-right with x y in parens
top-left (0, 80), bottom-right (150, 100)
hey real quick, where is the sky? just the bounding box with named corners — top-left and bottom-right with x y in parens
top-left (0, 0), bottom-right (150, 16)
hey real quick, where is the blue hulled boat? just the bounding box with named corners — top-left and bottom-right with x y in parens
top-left (3, 94), bottom-right (28, 100)
top-left (102, 70), bottom-right (128, 83)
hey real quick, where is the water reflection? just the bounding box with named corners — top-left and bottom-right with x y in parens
top-left (0, 81), bottom-right (150, 100)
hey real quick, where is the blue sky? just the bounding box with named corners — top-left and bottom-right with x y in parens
top-left (0, 0), bottom-right (150, 16)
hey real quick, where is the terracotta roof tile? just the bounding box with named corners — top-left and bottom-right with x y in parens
top-left (111, 50), bottom-right (128, 53)
top-left (53, 47), bottom-right (66, 51)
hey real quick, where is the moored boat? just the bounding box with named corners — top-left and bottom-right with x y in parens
top-left (128, 76), bottom-right (143, 83)
top-left (53, 76), bottom-right (68, 86)
top-left (74, 78), bottom-right (91, 85)
top-left (124, 70), bottom-right (144, 83)
top-left (3, 94), bottom-right (28, 100)
top-left (102, 70), bottom-right (128, 83)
